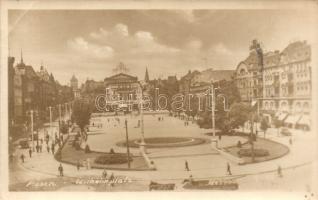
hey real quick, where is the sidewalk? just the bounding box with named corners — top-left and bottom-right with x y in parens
top-left (10, 115), bottom-right (317, 190)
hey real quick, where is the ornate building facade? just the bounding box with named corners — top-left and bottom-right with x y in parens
top-left (234, 40), bottom-right (264, 103)
top-left (261, 41), bottom-right (311, 129)
top-left (104, 73), bottom-right (141, 111)
top-left (235, 40), bottom-right (312, 130)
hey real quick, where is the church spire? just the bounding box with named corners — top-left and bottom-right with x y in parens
top-left (144, 67), bottom-right (149, 82)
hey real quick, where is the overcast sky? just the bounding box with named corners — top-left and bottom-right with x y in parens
top-left (8, 9), bottom-right (317, 85)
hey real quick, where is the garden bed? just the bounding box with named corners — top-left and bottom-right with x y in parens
top-left (55, 135), bottom-right (151, 170)
top-left (224, 135), bottom-right (289, 164)
top-left (116, 137), bottom-right (210, 148)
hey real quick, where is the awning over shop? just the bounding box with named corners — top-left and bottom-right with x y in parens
top-left (284, 115), bottom-right (301, 124)
top-left (297, 115), bottom-right (311, 126)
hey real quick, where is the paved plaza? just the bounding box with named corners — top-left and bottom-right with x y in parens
top-left (9, 113), bottom-right (317, 191)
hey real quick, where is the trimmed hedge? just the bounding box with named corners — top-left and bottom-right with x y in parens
top-left (238, 148), bottom-right (269, 157)
top-left (94, 153), bottom-right (133, 165)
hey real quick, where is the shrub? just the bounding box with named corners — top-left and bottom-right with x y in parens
top-left (237, 141), bottom-right (242, 148)
top-left (110, 148), bottom-right (115, 154)
top-left (85, 144), bottom-right (91, 153)
top-left (73, 141), bottom-right (81, 150)
top-left (94, 154), bottom-right (133, 165)
top-left (238, 148), bottom-right (269, 157)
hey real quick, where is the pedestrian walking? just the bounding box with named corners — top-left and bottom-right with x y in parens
top-left (277, 165), bottom-right (283, 177)
top-left (218, 134), bottom-right (222, 140)
top-left (76, 160), bottom-right (81, 171)
top-left (109, 173), bottom-right (114, 181)
top-left (58, 163), bottom-right (64, 177)
top-left (20, 154), bottom-right (25, 163)
top-left (188, 175), bottom-right (194, 185)
top-left (39, 144), bottom-right (42, 153)
top-left (227, 162), bottom-right (232, 175)
top-left (36, 144), bottom-right (40, 153)
top-left (185, 160), bottom-right (190, 171)
top-left (51, 144), bottom-right (55, 154)
top-left (47, 145), bottom-right (50, 153)
top-left (109, 173), bottom-right (115, 187)
top-left (28, 148), bottom-right (32, 158)
top-left (102, 169), bottom-right (107, 179)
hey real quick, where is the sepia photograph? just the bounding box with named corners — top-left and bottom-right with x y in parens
top-left (1, 1), bottom-right (318, 199)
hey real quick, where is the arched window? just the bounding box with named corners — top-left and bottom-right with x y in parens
top-left (270, 102), bottom-right (274, 109)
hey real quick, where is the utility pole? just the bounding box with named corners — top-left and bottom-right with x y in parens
top-left (58, 104), bottom-right (62, 139)
top-left (29, 110), bottom-right (35, 151)
top-left (125, 119), bottom-right (131, 168)
top-left (250, 108), bottom-right (255, 162)
top-left (211, 83), bottom-right (216, 137)
top-left (48, 106), bottom-right (53, 142)
top-left (138, 83), bottom-right (146, 153)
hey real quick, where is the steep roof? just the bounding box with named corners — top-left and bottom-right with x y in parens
top-left (279, 41), bottom-right (311, 64)
top-left (263, 51), bottom-right (281, 68)
top-left (71, 74), bottom-right (78, 82)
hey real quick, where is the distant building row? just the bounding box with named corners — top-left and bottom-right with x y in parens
top-left (8, 55), bottom-right (74, 125)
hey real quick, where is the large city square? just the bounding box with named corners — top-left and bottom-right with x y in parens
top-left (2, 6), bottom-right (317, 197)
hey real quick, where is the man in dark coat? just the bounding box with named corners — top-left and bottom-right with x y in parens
top-left (28, 148), bottom-right (32, 158)
top-left (58, 163), bottom-right (64, 177)
top-left (185, 160), bottom-right (190, 171)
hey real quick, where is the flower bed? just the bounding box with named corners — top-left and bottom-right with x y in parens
top-left (54, 135), bottom-right (151, 170)
top-left (95, 154), bottom-right (133, 165)
top-left (116, 137), bottom-right (209, 148)
top-left (237, 148), bottom-right (269, 157)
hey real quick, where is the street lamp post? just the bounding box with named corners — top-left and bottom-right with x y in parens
top-left (138, 83), bottom-right (146, 153)
top-left (210, 82), bottom-right (219, 148)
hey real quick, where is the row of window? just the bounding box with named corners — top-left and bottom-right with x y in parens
top-left (263, 101), bottom-right (310, 110)
top-left (296, 82), bottom-right (310, 91)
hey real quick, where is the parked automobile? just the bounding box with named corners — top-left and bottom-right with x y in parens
top-left (280, 127), bottom-right (292, 136)
top-left (19, 139), bottom-right (30, 149)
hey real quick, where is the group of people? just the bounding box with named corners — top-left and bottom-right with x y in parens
top-left (19, 131), bottom-right (64, 165)
top-left (184, 121), bottom-right (190, 126)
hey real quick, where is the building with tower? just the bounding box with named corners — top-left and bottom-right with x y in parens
top-left (70, 75), bottom-right (80, 98)
top-left (144, 67), bottom-right (150, 83)
top-left (234, 39), bottom-right (264, 103)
